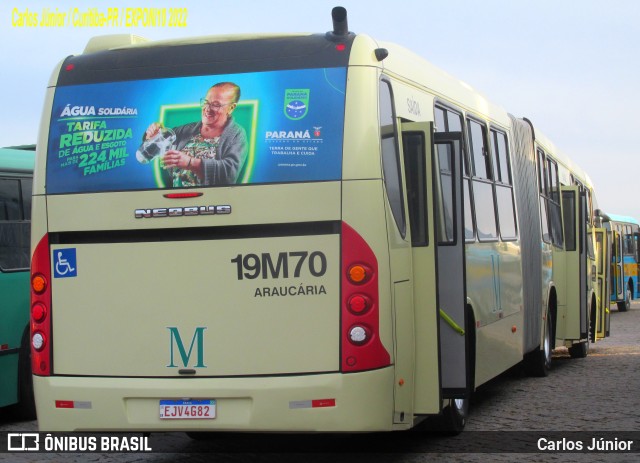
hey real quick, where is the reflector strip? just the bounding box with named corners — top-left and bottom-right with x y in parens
top-left (55, 400), bottom-right (92, 409)
top-left (289, 399), bottom-right (336, 409)
top-left (163, 192), bottom-right (203, 199)
top-left (312, 399), bottom-right (336, 408)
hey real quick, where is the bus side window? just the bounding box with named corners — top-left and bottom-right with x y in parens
top-left (537, 149), bottom-right (551, 243)
top-left (546, 158), bottom-right (564, 248)
top-left (435, 142), bottom-right (455, 243)
top-left (402, 130), bottom-right (428, 247)
top-left (0, 177), bottom-right (31, 271)
top-left (613, 234), bottom-right (621, 263)
top-left (467, 118), bottom-right (498, 241)
top-left (435, 104), bottom-right (474, 241)
top-left (435, 107), bottom-right (446, 133)
top-left (379, 80), bottom-right (406, 238)
top-left (624, 226), bottom-right (633, 255)
top-left (491, 129), bottom-right (517, 241)
top-left (587, 225), bottom-right (595, 261)
top-left (22, 178), bottom-right (32, 221)
top-left (0, 178), bottom-right (21, 220)
top-left (562, 190), bottom-right (577, 252)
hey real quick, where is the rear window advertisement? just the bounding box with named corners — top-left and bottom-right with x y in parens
top-left (46, 68), bottom-right (346, 194)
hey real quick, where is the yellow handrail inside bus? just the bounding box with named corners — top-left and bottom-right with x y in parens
top-left (439, 308), bottom-right (465, 336)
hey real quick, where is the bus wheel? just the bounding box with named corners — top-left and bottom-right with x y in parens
top-left (525, 314), bottom-right (552, 377)
top-left (589, 301), bottom-right (597, 343)
top-left (617, 287), bottom-right (631, 312)
top-left (569, 340), bottom-right (589, 359)
top-left (438, 397), bottom-right (468, 435)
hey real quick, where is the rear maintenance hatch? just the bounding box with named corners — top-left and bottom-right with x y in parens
top-left (50, 220), bottom-right (340, 377)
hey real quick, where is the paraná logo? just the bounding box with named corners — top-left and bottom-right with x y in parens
top-left (284, 89), bottom-right (310, 120)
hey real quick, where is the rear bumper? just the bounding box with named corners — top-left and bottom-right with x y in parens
top-left (34, 368), bottom-right (394, 432)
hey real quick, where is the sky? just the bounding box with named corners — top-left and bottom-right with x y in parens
top-left (1, 0), bottom-right (639, 220)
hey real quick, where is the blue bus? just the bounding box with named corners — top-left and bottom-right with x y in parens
top-left (0, 146), bottom-right (35, 419)
top-left (602, 213), bottom-right (639, 311)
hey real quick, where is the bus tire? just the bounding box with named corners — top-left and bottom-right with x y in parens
top-left (590, 298), bottom-right (597, 343)
top-left (617, 286), bottom-right (631, 312)
top-left (11, 327), bottom-right (37, 420)
top-left (437, 306), bottom-right (475, 435)
top-left (441, 397), bottom-right (468, 435)
top-left (525, 313), bottom-right (552, 377)
top-left (568, 340), bottom-right (589, 359)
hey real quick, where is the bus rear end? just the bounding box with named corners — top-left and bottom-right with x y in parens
top-left (31, 31), bottom-right (395, 432)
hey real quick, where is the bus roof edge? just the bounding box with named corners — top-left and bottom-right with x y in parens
top-left (83, 34), bottom-right (150, 54)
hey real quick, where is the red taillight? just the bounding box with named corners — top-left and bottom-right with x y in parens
top-left (341, 222), bottom-right (390, 372)
top-left (347, 295), bottom-right (370, 314)
top-left (31, 302), bottom-right (47, 322)
top-left (31, 234), bottom-right (51, 376)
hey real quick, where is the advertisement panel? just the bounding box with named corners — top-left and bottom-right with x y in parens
top-left (46, 67), bottom-right (346, 194)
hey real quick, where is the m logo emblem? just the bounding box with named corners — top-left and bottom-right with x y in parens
top-left (167, 327), bottom-right (207, 368)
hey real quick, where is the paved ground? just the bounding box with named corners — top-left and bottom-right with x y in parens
top-left (2, 302), bottom-right (639, 462)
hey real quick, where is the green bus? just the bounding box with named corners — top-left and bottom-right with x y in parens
top-left (0, 146), bottom-right (35, 419)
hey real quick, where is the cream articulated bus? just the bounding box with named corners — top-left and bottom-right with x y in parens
top-left (514, 127), bottom-right (609, 362)
top-left (31, 8), bottom-right (604, 434)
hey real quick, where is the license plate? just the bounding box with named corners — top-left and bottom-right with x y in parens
top-left (159, 399), bottom-right (216, 419)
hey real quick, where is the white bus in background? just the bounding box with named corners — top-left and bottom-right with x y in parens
top-left (31, 7), bottom-right (606, 434)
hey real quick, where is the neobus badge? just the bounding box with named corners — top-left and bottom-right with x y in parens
top-left (134, 205), bottom-right (231, 219)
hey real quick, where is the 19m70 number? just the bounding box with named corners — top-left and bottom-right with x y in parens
top-left (231, 251), bottom-right (327, 280)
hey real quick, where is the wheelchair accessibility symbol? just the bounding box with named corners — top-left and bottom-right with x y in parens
top-left (54, 248), bottom-right (77, 278)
